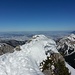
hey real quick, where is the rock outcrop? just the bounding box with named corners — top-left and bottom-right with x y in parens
top-left (0, 43), bottom-right (14, 55)
top-left (57, 34), bottom-right (75, 68)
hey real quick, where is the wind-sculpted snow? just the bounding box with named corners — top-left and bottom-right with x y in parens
top-left (0, 35), bottom-right (58, 75)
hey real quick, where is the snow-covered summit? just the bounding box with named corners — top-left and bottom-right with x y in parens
top-left (0, 35), bottom-right (58, 75)
top-left (32, 35), bottom-right (47, 40)
top-left (21, 35), bottom-right (58, 64)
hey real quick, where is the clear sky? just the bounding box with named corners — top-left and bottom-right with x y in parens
top-left (0, 0), bottom-right (75, 31)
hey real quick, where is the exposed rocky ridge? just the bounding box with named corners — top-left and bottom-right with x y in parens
top-left (57, 34), bottom-right (75, 56)
top-left (0, 43), bottom-right (14, 55)
top-left (56, 34), bottom-right (75, 68)
top-left (40, 52), bottom-right (66, 75)
top-left (0, 40), bottom-right (27, 55)
top-left (65, 52), bottom-right (75, 69)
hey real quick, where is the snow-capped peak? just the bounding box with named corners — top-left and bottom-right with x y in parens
top-left (67, 34), bottom-right (75, 41)
top-left (32, 35), bottom-right (47, 40)
top-left (57, 34), bottom-right (75, 56)
top-left (70, 34), bottom-right (75, 38)
top-left (21, 35), bottom-right (58, 65)
top-left (0, 35), bottom-right (58, 75)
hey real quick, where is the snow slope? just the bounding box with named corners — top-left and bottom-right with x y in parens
top-left (57, 34), bottom-right (75, 56)
top-left (66, 62), bottom-right (75, 75)
top-left (0, 35), bottom-right (58, 75)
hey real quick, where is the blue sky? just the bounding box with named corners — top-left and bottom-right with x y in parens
top-left (0, 0), bottom-right (75, 31)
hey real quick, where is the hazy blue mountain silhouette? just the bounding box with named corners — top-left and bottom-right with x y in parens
top-left (71, 31), bottom-right (75, 34)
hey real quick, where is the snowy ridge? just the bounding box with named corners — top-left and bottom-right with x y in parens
top-left (21, 35), bottom-right (58, 65)
top-left (57, 34), bottom-right (75, 74)
top-left (67, 34), bottom-right (75, 41)
top-left (0, 35), bottom-right (58, 75)
top-left (57, 34), bottom-right (75, 56)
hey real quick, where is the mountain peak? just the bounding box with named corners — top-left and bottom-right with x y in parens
top-left (70, 34), bottom-right (75, 38)
top-left (0, 35), bottom-right (58, 75)
top-left (21, 35), bottom-right (58, 64)
top-left (67, 34), bottom-right (75, 41)
top-left (32, 35), bottom-right (48, 41)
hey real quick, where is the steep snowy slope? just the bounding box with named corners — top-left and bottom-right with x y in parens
top-left (57, 34), bottom-right (75, 69)
top-left (66, 62), bottom-right (75, 75)
top-left (0, 35), bottom-right (58, 75)
top-left (57, 34), bottom-right (75, 56)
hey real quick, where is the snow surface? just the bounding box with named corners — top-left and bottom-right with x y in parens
top-left (67, 34), bottom-right (75, 41)
top-left (66, 62), bottom-right (75, 75)
top-left (57, 34), bottom-right (75, 56)
top-left (0, 35), bottom-right (58, 75)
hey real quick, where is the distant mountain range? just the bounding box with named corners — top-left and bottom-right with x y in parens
top-left (71, 31), bottom-right (75, 34)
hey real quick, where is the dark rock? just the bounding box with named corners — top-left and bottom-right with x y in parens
top-left (0, 40), bottom-right (27, 47)
top-left (42, 53), bottom-right (65, 75)
top-left (15, 46), bottom-right (21, 51)
top-left (65, 52), bottom-right (75, 68)
top-left (56, 34), bottom-right (75, 69)
top-left (43, 70), bottom-right (51, 75)
top-left (0, 43), bottom-right (14, 55)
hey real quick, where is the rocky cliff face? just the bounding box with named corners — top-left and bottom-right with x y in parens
top-left (0, 43), bottom-right (14, 55)
top-left (57, 34), bottom-right (75, 68)
top-left (40, 52), bottom-right (67, 75)
top-left (57, 34), bottom-right (75, 56)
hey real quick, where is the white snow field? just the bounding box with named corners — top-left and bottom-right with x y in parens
top-left (0, 35), bottom-right (74, 75)
top-left (66, 62), bottom-right (75, 75)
